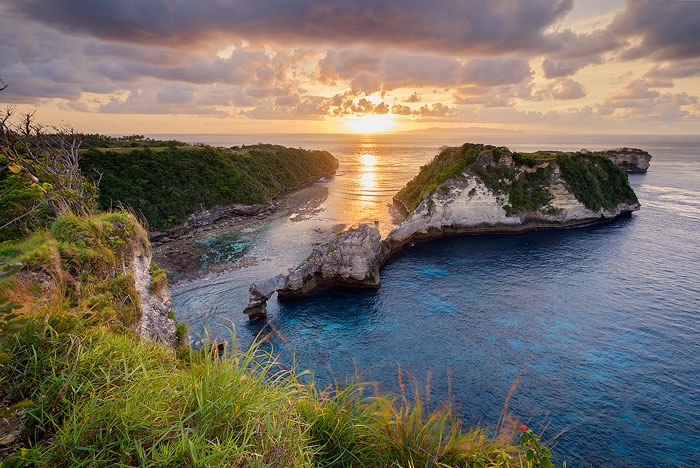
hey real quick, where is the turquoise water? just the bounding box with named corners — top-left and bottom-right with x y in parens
top-left (167, 134), bottom-right (700, 467)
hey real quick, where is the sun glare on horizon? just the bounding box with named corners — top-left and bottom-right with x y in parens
top-left (343, 113), bottom-right (397, 134)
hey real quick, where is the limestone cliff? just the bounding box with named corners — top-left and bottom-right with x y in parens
top-left (388, 144), bottom-right (641, 247)
top-left (385, 145), bottom-right (639, 250)
top-left (599, 148), bottom-right (651, 172)
top-left (131, 247), bottom-right (177, 348)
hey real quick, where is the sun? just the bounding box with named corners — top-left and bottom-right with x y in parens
top-left (343, 113), bottom-right (397, 134)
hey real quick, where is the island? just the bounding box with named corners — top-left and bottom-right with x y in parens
top-left (246, 143), bottom-right (646, 319)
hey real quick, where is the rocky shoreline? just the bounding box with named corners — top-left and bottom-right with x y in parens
top-left (150, 179), bottom-right (333, 280)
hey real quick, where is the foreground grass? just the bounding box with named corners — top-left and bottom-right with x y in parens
top-left (1, 313), bottom-right (557, 467)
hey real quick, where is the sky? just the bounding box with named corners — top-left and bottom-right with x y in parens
top-left (1, 0), bottom-right (699, 135)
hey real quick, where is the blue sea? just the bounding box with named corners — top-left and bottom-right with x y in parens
top-left (162, 133), bottom-right (700, 467)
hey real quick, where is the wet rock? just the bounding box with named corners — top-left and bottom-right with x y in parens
top-left (244, 274), bottom-right (286, 320)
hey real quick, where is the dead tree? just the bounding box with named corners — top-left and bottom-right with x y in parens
top-left (1, 107), bottom-right (97, 234)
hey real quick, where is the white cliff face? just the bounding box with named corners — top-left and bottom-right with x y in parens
top-left (388, 176), bottom-right (519, 245)
top-left (132, 247), bottom-right (177, 348)
top-left (387, 164), bottom-right (640, 246)
top-left (603, 148), bottom-right (652, 172)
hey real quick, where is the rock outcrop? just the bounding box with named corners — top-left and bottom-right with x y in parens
top-left (132, 247), bottom-right (177, 348)
top-left (150, 203), bottom-right (274, 242)
top-left (244, 224), bottom-right (385, 319)
top-left (600, 148), bottom-right (652, 172)
top-left (386, 156), bottom-right (640, 248)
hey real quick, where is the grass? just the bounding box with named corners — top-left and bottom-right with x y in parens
top-left (1, 313), bottom-right (557, 467)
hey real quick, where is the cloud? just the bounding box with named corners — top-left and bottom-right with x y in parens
top-left (453, 83), bottom-right (532, 108)
top-left (391, 104), bottom-right (413, 115)
top-left (604, 79), bottom-right (660, 107)
top-left (610, 0), bottom-right (700, 62)
top-left (417, 103), bottom-right (457, 118)
top-left (2, 0), bottom-right (697, 132)
top-left (98, 87), bottom-right (226, 115)
top-left (533, 78), bottom-right (587, 100)
top-left (541, 29), bottom-right (623, 78)
top-left (318, 51), bottom-right (533, 94)
top-left (6, 0), bottom-right (574, 54)
top-left (600, 79), bottom-right (700, 122)
top-left (644, 60), bottom-right (700, 80)
top-left (404, 92), bottom-right (421, 103)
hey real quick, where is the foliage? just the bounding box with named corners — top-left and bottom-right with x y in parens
top-left (396, 143), bottom-right (638, 218)
top-left (518, 426), bottom-right (560, 468)
top-left (1, 108), bottom-right (98, 241)
top-left (396, 143), bottom-right (555, 216)
top-left (80, 144), bottom-right (338, 229)
top-left (556, 153), bottom-right (638, 212)
top-left (395, 143), bottom-right (482, 212)
top-left (79, 134), bottom-right (189, 150)
top-left (1, 212), bottom-right (148, 329)
top-left (148, 261), bottom-right (167, 295)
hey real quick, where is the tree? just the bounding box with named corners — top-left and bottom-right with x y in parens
top-left (1, 107), bottom-right (98, 239)
top-left (0, 75), bottom-right (7, 92)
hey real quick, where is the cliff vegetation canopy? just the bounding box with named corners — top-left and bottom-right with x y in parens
top-left (395, 143), bottom-right (639, 215)
top-left (80, 143), bottom-right (338, 229)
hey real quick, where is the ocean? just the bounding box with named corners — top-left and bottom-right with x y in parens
top-left (160, 133), bottom-right (700, 467)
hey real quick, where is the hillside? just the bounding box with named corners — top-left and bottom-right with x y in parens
top-left (0, 212), bottom-right (556, 467)
top-left (80, 143), bottom-right (338, 229)
top-left (1, 128), bottom-right (557, 466)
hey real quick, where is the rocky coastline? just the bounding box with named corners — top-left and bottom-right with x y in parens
top-left (244, 143), bottom-right (646, 319)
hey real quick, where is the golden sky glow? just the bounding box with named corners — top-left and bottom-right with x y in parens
top-left (343, 114), bottom-right (397, 134)
top-left (1, 0), bottom-right (699, 134)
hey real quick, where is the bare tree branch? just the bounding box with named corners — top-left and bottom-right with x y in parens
top-left (1, 109), bottom-right (98, 237)
top-left (0, 75), bottom-right (7, 92)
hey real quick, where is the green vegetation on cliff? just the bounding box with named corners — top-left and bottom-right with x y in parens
top-left (556, 153), bottom-right (638, 212)
top-left (395, 142), bottom-right (637, 216)
top-left (395, 143), bottom-right (555, 215)
top-left (0, 212), bottom-right (150, 331)
top-left (80, 144), bottom-right (338, 229)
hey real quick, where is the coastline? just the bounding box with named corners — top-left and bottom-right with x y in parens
top-left (151, 180), bottom-right (335, 283)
